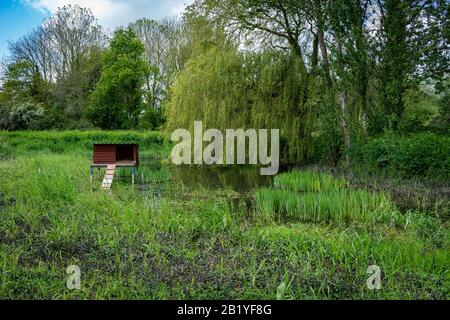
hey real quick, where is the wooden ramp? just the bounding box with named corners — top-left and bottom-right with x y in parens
top-left (101, 164), bottom-right (116, 190)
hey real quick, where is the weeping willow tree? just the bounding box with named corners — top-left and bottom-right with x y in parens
top-left (165, 45), bottom-right (248, 130)
top-left (165, 44), bottom-right (317, 163)
top-left (251, 52), bottom-right (318, 162)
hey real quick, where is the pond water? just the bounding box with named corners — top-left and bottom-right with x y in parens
top-left (114, 156), bottom-right (274, 194)
top-left (111, 157), bottom-right (449, 217)
top-left (110, 156), bottom-right (275, 212)
top-left (167, 165), bottom-right (273, 192)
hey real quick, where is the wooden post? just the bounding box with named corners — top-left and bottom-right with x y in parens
top-left (132, 166), bottom-right (135, 185)
top-left (90, 166), bottom-right (93, 184)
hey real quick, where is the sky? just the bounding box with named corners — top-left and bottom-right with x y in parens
top-left (0, 0), bottom-right (194, 59)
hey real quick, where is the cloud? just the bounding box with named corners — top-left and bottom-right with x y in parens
top-left (21, 0), bottom-right (194, 29)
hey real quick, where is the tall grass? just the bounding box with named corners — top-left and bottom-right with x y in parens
top-left (255, 188), bottom-right (395, 223)
top-left (274, 170), bottom-right (345, 192)
top-left (2, 154), bottom-right (89, 207)
top-left (251, 223), bottom-right (449, 299)
top-left (0, 132), bottom-right (448, 299)
top-left (256, 170), bottom-right (397, 224)
top-left (0, 130), bottom-right (170, 160)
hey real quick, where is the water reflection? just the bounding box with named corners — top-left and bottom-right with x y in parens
top-left (116, 156), bottom-right (273, 193)
top-left (168, 165), bottom-right (273, 192)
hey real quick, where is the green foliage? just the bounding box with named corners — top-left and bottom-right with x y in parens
top-left (1, 61), bottom-right (45, 103)
top-left (399, 94), bottom-right (439, 134)
top-left (256, 170), bottom-right (396, 224)
top-left (274, 170), bottom-right (345, 192)
top-left (138, 105), bottom-right (164, 130)
top-left (0, 61), bottom-right (51, 130)
top-left (8, 101), bottom-right (45, 130)
top-left (1, 6), bottom-right (106, 130)
top-left (54, 46), bottom-right (104, 122)
top-left (166, 46), bottom-right (313, 162)
top-left (129, 17), bottom-right (191, 130)
top-left (377, 0), bottom-right (410, 130)
top-left (88, 29), bottom-right (149, 129)
top-left (430, 86), bottom-right (450, 135)
top-left (350, 133), bottom-right (450, 180)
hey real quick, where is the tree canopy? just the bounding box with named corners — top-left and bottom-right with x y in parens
top-left (0, 1), bottom-right (448, 165)
top-left (89, 29), bottom-right (149, 129)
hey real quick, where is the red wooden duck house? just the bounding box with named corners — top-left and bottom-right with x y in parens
top-left (91, 144), bottom-right (139, 190)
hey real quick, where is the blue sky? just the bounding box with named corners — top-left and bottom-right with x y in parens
top-left (0, 1), bottom-right (48, 59)
top-left (0, 0), bottom-right (193, 59)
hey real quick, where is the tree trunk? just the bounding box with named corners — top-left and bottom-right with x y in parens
top-left (312, 33), bottom-right (319, 72)
top-left (360, 71), bottom-right (368, 135)
top-left (317, 28), bottom-right (332, 87)
top-left (336, 36), bottom-right (351, 167)
top-left (315, 0), bottom-right (332, 87)
top-left (362, 111), bottom-right (368, 134)
top-left (339, 89), bottom-right (351, 167)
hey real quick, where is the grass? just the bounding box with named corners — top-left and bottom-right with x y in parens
top-left (0, 131), bottom-right (448, 299)
top-left (255, 188), bottom-right (396, 224)
top-left (0, 130), bottom-right (171, 161)
top-left (257, 170), bottom-right (397, 224)
top-left (251, 223), bottom-right (448, 299)
top-left (274, 170), bottom-right (346, 192)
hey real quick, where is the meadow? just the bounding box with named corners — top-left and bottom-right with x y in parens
top-left (0, 131), bottom-right (448, 299)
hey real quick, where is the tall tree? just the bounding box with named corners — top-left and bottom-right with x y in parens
top-left (8, 5), bottom-right (106, 83)
top-left (89, 29), bottom-right (149, 129)
top-left (7, 5), bottom-right (106, 123)
top-left (378, 0), bottom-right (409, 130)
top-left (130, 18), bottom-right (191, 111)
top-left (375, 0), bottom-right (449, 131)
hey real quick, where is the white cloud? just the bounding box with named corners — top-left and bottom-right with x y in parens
top-left (22, 0), bottom-right (194, 29)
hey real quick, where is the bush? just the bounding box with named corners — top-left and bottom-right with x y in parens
top-left (8, 101), bottom-right (45, 130)
top-left (350, 133), bottom-right (450, 180)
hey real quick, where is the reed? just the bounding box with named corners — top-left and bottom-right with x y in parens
top-left (274, 170), bottom-right (345, 192)
top-left (257, 170), bottom-right (397, 224)
top-left (256, 188), bottom-right (396, 223)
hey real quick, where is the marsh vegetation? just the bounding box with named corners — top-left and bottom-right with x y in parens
top-left (0, 131), bottom-right (448, 299)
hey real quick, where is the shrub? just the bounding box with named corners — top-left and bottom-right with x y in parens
top-left (8, 101), bottom-right (45, 130)
top-left (350, 133), bottom-right (450, 180)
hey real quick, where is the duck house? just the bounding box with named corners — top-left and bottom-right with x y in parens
top-left (91, 144), bottom-right (139, 190)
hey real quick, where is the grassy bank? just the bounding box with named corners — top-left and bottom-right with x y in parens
top-left (0, 130), bottom-right (170, 160)
top-left (0, 131), bottom-right (448, 299)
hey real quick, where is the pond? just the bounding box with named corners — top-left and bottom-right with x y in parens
top-left (110, 156), bottom-right (275, 212)
top-left (114, 156), bottom-right (274, 193)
